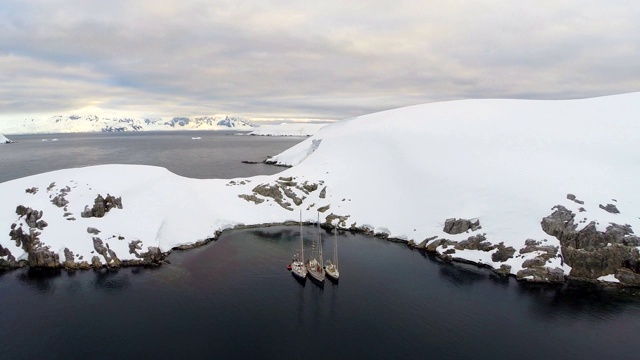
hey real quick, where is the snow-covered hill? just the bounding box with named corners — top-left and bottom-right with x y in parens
top-left (0, 133), bottom-right (12, 144)
top-left (1, 93), bottom-right (639, 286)
top-left (248, 123), bottom-right (328, 136)
top-left (1, 115), bottom-right (255, 134)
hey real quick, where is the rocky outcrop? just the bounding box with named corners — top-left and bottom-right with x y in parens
top-left (239, 177), bottom-right (322, 211)
top-left (541, 205), bottom-right (640, 286)
top-left (50, 185), bottom-right (71, 208)
top-left (81, 194), bottom-right (123, 218)
top-left (443, 218), bottom-right (481, 235)
top-left (238, 194), bottom-right (265, 204)
top-left (599, 203), bottom-right (620, 214)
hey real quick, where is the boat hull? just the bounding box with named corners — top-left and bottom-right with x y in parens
top-left (307, 263), bottom-right (325, 282)
top-left (291, 261), bottom-right (307, 280)
top-left (326, 268), bottom-right (339, 281)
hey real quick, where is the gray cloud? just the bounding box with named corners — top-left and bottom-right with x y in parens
top-left (1, 0), bottom-right (639, 123)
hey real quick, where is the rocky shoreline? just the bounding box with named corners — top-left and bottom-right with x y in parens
top-left (3, 212), bottom-right (640, 290)
top-left (2, 179), bottom-right (639, 289)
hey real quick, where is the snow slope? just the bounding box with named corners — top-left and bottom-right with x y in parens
top-left (1, 93), bottom-right (639, 281)
top-left (248, 123), bottom-right (328, 136)
top-left (0, 134), bottom-right (11, 143)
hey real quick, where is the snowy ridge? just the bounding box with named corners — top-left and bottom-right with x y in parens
top-left (1, 93), bottom-right (639, 285)
top-left (1, 115), bottom-right (255, 134)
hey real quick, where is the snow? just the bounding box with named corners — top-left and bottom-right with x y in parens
top-left (1, 93), bottom-right (639, 276)
top-left (248, 123), bottom-right (328, 137)
top-left (0, 133), bottom-right (11, 143)
top-left (597, 274), bottom-right (620, 283)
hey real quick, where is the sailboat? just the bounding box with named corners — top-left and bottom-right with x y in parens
top-left (325, 226), bottom-right (339, 281)
top-left (306, 213), bottom-right (325, 282)
top-left (291, 210), bottom-right (307, 280)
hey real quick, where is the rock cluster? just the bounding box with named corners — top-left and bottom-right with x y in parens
top-left (9, 206), bottom-right (59, 268)
top-left (81, 194), bottom-right (123, 218)
top-left (514, 239), bottom-right (564, 283)
top-left (443, 218), bottom-right (481, 235)
top-left (541, 204), bottom-right (640, 285)
top-left (238, 176), bottom-right (323, 211)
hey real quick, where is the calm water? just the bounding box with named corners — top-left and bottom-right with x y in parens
top-left (1, 132), bottom-right (640, 359)
top-left (0, 131), bottom-right (300, 182)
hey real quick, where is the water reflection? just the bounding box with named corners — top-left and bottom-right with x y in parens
top-left (438, 261), bottom-right (488, 287)
top-left (16, 268), bottom-right (62, 293)
top-left (517, 281), bottom-right (640, 321)
top-left (92, 268), bottom-right (131, 291)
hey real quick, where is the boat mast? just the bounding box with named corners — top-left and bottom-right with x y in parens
top-left (334, 225), bottom-right (338, 268)
top-left (318, 212), bottom-right (323, 265)
top-left (300, 209), bottom-right (304, 262)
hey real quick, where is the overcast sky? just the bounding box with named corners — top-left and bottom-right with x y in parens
top-left (1, 1), bottom-right (639, 122)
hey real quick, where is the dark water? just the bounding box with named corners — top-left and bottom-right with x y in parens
top-left (1, 132), bottom-right (640, 359)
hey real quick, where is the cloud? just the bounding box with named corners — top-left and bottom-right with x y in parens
top-left (1, 0), bottom-right (639, 123)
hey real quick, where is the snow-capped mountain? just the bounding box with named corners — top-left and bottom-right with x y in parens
top-left (1, 114), bottom-right (255, 134)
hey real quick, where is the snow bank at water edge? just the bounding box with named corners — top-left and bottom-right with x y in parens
top-left (1, 93), bottom-right (639, 286)
top-left (0, 134), bottom-right (12, 144)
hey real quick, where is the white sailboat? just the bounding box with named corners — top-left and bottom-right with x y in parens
top-left (325, 226), bottom-right (339, 281)
top-left (291, 210), bottom-right (307, 280)
top-left (306, 213), bottom-right (325, 282)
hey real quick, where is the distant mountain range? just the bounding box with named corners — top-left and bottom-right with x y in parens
top-left (1, 115), bottom-right (256, 134)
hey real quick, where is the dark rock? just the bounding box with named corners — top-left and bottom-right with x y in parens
top-left (599, 203), bottom-right (620, 214)
top-left (455, 234), bottom-right (491, 251)
top-left (443, 218), bottom-right (481, 235)
top-left (493, 264), bottom-right (512, 276)
top-left (91, 256), bottom-right (102, 268)
top-left (87, 227), bottom-right (101, 235)
top-left (319, 186), bottom-right (327, 199)
top-left (491, 243), bottom-right (516, 262)
top-left (324, 213), bottom-right (350, 228)
top-left (63, 248), bottom-right (77, 269)
top-left (563, 245), bottom-right (640, 279)
top-left (302, 183), bottom-right (318, 193)
top-left (28, 247), bottom-right (60, 268)
top-left (25, 187), bottom-right (38, 194)
top-left (615, 268), bottom-right (640, 286)
top-left (81, 194), bottom-right (123, 218)
top-left (51, 194), bottom-right (69, 208)
top-left (522, 257), bottom-right (546, 268)
top-left (317, 205), bottom-right (330, 213)
top-left (237, 194), bottom-right (265, 204)
top-left (516, 267), bottom-right (565, 283)
top-left (129, 240), bottom-right (143, 255)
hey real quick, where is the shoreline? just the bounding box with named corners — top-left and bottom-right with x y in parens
top-left (1, 220), bottom-right (634, 291)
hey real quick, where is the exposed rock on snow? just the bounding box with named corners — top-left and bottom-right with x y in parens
top-left (443, 218), bottom-right (481, 235)
top-left (81, 194), bottom-right (122, 218)
top-left (541, 205), bottom-right (640, 285)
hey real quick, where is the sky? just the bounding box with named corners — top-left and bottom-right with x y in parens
top-left (1, 0), bottom-right (639, 124)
